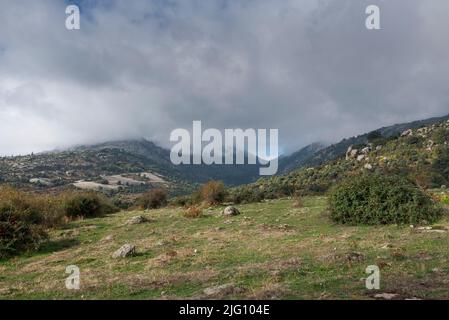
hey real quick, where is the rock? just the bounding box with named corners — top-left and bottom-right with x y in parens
top-left (203, 284), bottom-right (243, 297)
top-left (375, 145), bottom-right (382, 151)
top-left (112, 244), bottom-right (136, 258)
top-left (345, 146), bottom-right (353, 160)
top-left (441, 185), bottom-right (447, 189)
top-left (401, 129), bottom-right (413, 137)
top-left (222, 206), bottom-right (241, 216)
top-left (125, 215), bottom-right (149, 225)
top-left (374, 293), bottom-right (398, 300)
top-left (361, 147), bottom-right (371, 154)
top-left (357, 155), bottom-right (365, 162)
top-left (364, 163), bottom-right (373, 170)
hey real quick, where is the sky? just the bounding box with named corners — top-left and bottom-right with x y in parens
top-left (0, 0), bottom-right (448, 156)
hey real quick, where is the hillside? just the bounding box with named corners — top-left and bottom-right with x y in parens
top-left (1, 114), bottom-right (448, 197)
top-left (1, 196), bottom-right (449, 299)
top-left (278, 114), bottom-right (449, 173)
top-left (0, 139), bottom-right (259, 195)
top-left (234, 117), bottom-right (449, 199)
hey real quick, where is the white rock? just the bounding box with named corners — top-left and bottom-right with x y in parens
top-left (222, 206), bottom-right (241, 216)
top-left (112, 244), bottom-right (136, 258)
top-left (374, 293), bottom-right (398, 300)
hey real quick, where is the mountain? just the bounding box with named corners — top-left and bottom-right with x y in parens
top-left (233, 116), bottom-right (449, 199)
top-left (278, 142), bottom-right (327, 173)
top-left (0, 138), bottom-right (260, 194)
top-left (280, 114), bottom-right (449, 173)
top-left (1, 114), bottom-right (448, 195)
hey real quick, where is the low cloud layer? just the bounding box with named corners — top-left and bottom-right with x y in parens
top-left (0, 0), bottom-right (448, 155)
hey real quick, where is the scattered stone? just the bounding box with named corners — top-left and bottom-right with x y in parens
top-left (364, 163), bottom-right (373, 170)
top-left (222, 206), bottom-right (241, 216)
top-left (203, 284), bottom-right (243, 297)
top-left (361, 146), bottom-right (371, 154)
top-left (357, 155), bottom-right (365, 162)
top-left (417, 226), bottom-right (432, 231)
top-left (374, 293), bottom-right (399, 300)
top-left (112, 244), bottom-right (136, 258)
top-left (401, 129), bottom-right (413, 137)
top-left (125, 215), bottom-right (150, 225)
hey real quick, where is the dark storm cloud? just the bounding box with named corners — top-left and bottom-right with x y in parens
top-left (0, 0), bottom-right (448, 155)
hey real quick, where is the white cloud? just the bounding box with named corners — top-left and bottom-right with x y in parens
top-left (0, 0), bottom-right (448, 155)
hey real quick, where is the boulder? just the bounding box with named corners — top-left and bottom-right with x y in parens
top-left (222, 206), bottom-right (241, 216)
top-left (401, 129), bottom-right (413, 137)
top-left (361, 146), bottom-right (371, 154)
top-left (125, 215), bottom-right (149, 225)
top-left (203, 284), bottom-right (243, 297)
top-left (357, 155), bottom-right (365, 162)
top-left (112, 244), bottom-right (136, 258)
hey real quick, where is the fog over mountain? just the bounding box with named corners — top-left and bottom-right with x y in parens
top-left (1, 0), bottom-right (449, 156)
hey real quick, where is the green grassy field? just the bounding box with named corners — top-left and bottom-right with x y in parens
top-left (1, 196), bottom-right (449, 300)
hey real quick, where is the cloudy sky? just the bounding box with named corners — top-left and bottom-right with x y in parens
top-left (0, 0), bottom-right (448, 156)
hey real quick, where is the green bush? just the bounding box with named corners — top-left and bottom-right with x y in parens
top-left (329, 174), bottom-right (443, 225)
top-left (433, 148), bottom-right (449, 179)
top-left (230, 187), bottom-right (264, 204)
top-left (170, 195), bottom-right (192, 207)
top-left (138, 189), bottom-right (168, 209)
top-left (0, 187), bottom-right (49, 258)
top-left (64, 192), bottom-right (118, 218)
top-left (433, 128), bottom-right (449, 145)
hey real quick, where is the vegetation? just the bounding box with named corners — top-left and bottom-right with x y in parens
top-left (64, 192), bottom-right (118, 218)
top-left (194, 181), bottom-right (227, 205)
top-left (0, 187), bottom-right (119, 258)
top-left (137, 189), bottom-right (168, 209)
top-left (2, 196), bottom-right (449, 299)
top-left (183, 206), bottom-right (203, 218)
top-left (329, 174), bottom-right (443, 225)
top-left (0, 187), bottom-right (59, 258)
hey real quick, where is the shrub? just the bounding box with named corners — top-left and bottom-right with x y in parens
top-left (64, 192), bottom-right (117, 218)
top-left (138, 189), bottom-right (168, 209)
top-left (183, 206), bottom-right (203, 218)
top-left (230, 187), bottom-right (264, 204)
top-left (197, 181), bottom-right (227, 205)
top-left (0, 187), bottom-right (49, 258)
top-left (170, 195), bottom-right (192, 207)
top-left (329, 173), bottom-right (443, 225)
top-left (433, 128), bottom-right (449, 145)
top-left (433, 148), bottom-right (449, 179)
top-left (292, 192), bottom-right (304, 208)
top-left (441, 195), bottom-right (449, 206)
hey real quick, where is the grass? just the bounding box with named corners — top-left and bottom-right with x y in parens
top-left (1, 196), bottom-right (449, 300)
